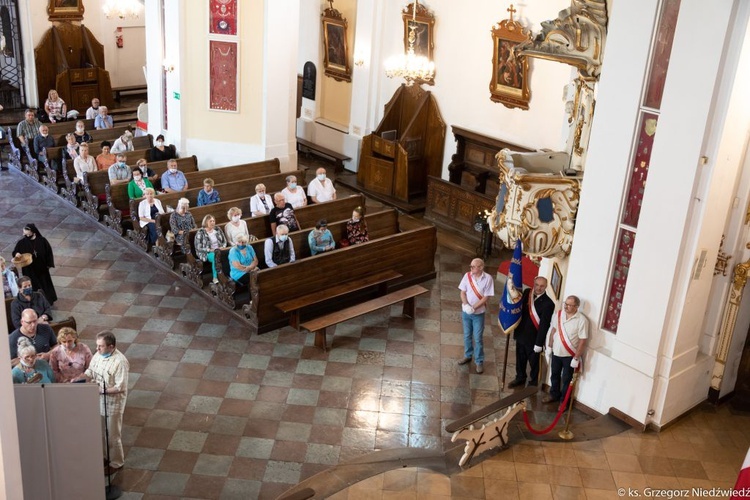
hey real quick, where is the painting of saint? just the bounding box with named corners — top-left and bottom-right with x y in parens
top-left (326, 24), bottom-right (346, 68)
top-left (497, 40), bottom-right (523, 90)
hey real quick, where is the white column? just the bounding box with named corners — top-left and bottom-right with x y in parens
top-left (0, 307), bottom-right (23, 499)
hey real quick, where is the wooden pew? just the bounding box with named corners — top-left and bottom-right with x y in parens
top-left (127, 170), bottom-right (305, 250)
top-left (4, 297), bottom-right (78, 336)
top-left (241, 214), bottom-right (437, 333)
top-left (209, 208), bottom-right (399, 309)
top-left (43, 125), bottom-right (130, 162)
top-left (178, 194), bottom-right (365, 285)
top-left (104, 156), bottom-right (199, 234)
top-left (45, 119), bottom-right (95, 140)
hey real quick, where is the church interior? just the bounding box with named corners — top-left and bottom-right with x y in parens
top-left (0, 0), bottom-right (750, 498)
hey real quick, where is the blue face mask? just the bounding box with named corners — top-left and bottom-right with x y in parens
top-left (100, 351), bottom-right (112, 359)
top-left (317, 174), bottom-right (326, 181)
top-left (278, 234), bottom-right (288, 242)
top-left (22, 287), bottom-right (33, 295)
top-left (288, 182), bottom-right (297, 189)
top-left (237, 244), bottom-right (246, 250)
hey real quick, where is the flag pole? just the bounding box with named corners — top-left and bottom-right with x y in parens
top-left (500, 323), bottom-right (514, 391)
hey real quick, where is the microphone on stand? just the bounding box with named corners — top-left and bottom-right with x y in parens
top-left (98, 373), bottom-right (122, 500)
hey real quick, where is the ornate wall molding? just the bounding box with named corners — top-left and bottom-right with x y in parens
top-left (711, 259), bottom-right (750, 391)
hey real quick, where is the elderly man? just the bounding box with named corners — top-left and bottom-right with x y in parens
top-left (94, 106), bottom-right (113, 129)
top-left (458, 258), bottom-right (495, 374)
top-left (508, 276), bottom-right (555, 388)
top-left (10, 276), bottom-right (53, 329)
top-left (264, 224), bottom-right (296, 268)
top-left (307, 167), bottom-right (336, 203)
top-left (32, 124), bottom-right (55, 162)
top-left (16, 109), bottom-right (42, 145)
top-left (161, 159), bottom-right (189, 193)
top-left (9, 309), bottom-right (58, 363)
top-left (108, 153), bottom-right (132, 186)
top-left (74, 331), bottom-right (129, 475)
top-left (544, 295), bottom-right (588, 406)
top-left (86, 97), bottom-right (100, 120)
top-left (269, 193), bottom-right (300, 234)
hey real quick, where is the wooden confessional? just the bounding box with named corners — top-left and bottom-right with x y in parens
top-left (357, 85), bottom-right (445, 207)
top-left (34, 24), bottom-right (114, 111)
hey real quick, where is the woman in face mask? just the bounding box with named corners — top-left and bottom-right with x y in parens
top-left (12, 223), bottom-right (57, 304)
top-left (62, 133), bottom-right (79, 164)
top-left (169, 198), bottom-right (196, 248)
top-left (345, 206), bottom-right (369, 246)
top-left (127, 166), bottom-right (154, 199)
top-left (225, 207), bottom-right (251, 246)
top-left (149, 134), bottom-right (176, 162)
top-left (228, 234), bottom-right (258, 286)
top-left (73, 120), bottom-right (92, 144)
top-left (281, 175), bottom-right (307, 208)
top-left (49, 327), bottom-right (92, 383)
top-left (12, 342), bottom-right (56, 384)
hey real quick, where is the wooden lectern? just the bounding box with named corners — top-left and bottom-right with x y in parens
top-left (34, 24), bottom-right (114, 111)
top-left (357, 85), bottom-right (445, 208)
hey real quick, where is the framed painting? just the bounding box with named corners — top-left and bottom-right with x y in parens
top-left (209, 0), bottom-right (238, 36)
top-left (551, 262), bottom-right (563, 300)
top-left (402, 2), bottom-right (435, 85)
top-left (321, 6), bottom-right (351, 82)
top-left (489, 7), bottom-right (532, 109)
top-left (209, 40), bottom-right (239, 112)
top-left (48, 0), bottom-right (84, 22)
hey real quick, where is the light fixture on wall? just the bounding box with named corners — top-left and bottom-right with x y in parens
top-left (103, 0), bottom-right (143, 19)
top-left (384, 0), bottom-right (435, 86)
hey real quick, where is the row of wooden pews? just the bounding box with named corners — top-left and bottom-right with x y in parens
top-left (6, 119), bottom-right (438, 342)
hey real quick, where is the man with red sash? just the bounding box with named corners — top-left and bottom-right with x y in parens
top-left (508, 277), bottom-right (555, 388)
top-left (458, 258), bottom-right (495, 374)
top-left (544, 295), bottom-right (588, 405)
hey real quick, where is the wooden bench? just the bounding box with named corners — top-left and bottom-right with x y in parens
top-left (4, 297), bottom-right (78, 336)
top-left (277, 269), bottom-right (402, 329)
top-left (113, 85), bottom-right (147, 101)
top-left (45, 119), bottom-right (96, 141)
top-left (296, 137), bottom-right (351, 173)
top-left (242, 213), bottom-right (437, 333)
top-left (301, 284), bottom-right (429, 350)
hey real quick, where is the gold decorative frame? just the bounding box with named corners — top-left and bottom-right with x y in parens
top-left (321, 4), bottom-right (351, 83)
top-left (551, 262), bottom-right (563, 300)
top-left (402, 2), bottom-right (435, 85)
top-left (490, 5), bottom-right (532, 109)
top-left (48, 0), bottom-right (85, 22)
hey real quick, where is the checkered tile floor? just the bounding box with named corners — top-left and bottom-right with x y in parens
top-left (3, 166), bottom-right (747, 500)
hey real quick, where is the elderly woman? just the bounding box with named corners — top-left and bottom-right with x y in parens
top-left (127, 167), bottom-right (154, 199)
top-left (224, 207), bottom-right (250, 246)
top-left (73, 120), bottom-right (92, 144)
top-left (345, 206), bottom-right (369, 246)
top-left (194, 214), bottom-right (228, 283)
top-left (228, 234), bottom-right (258, 286)
top-left (111, 130), bottom-right (134, 154)
top-left (169, 198), bottom-right (196, 248)
top-left (62, 132), bottom-right (79, 164)
top-left (250, 183), bottom-right (273, 217)
top-left (308, 219), bottom-right (336, 255)
top-left (134, 158), bottom-right (159, 184)
top-left (44, 89), bottom-right (67, 123)
top-left (96, 140), bottom-right (116, 171)
top-left (12, 341), bottom-right (56, 384)
top-left (281, 174), bottom-right (307, 209)
top-left (197, 178), bottom-right (221, 207)
top-left (138, 187), bottom-right (165, 245)
top-left (49, 327), bottom-right (92, 383)
top-left (1, 256), bottom-right (19, 299)
top-left (73, 142), bottom-right (97, 184)
top-left (150, 134), bottom-right (176, 162)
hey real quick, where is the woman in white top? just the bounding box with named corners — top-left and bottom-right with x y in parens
top-left (111, 131), bottom-right (135, 154)
top-left (280, 175), bottom-right (307, 209)
top-left (137, 187), bottom-right (165, 245)
top-left (250, 183), bottom-right (273, 217)
top-left (73, 143), bottom-right (97, 184)
top-left (224, 207), bottom-right (250, 246)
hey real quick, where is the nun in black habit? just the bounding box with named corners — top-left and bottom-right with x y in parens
top-left (12, 223), bottom-right (57, 304)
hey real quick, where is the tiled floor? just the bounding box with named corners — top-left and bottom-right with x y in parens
top-left (2, 164), bottom-right (748, 500)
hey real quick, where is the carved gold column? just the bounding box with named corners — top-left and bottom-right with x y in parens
top-left (711, 259), bottom-right (750, 391)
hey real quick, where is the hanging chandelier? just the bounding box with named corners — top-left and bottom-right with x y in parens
top-left (103, 0), bottom-right (143, 19)
top-left (384, 1), bottom-right (435, 86)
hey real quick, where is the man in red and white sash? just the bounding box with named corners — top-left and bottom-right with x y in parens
top-left (508, 277), bottom-right (555, 388)
top-left (458, 258), bottom-right (495, 374)
top-left (544, 295), bottom-right (588, 405)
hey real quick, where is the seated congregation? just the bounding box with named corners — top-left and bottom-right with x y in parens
top-left (6, 110), bottom-right (438, 341)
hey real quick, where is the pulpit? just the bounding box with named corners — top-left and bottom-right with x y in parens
top-left (356, 85), bottom-right (445, 209)
top-left (34, 24), bottom-right (114, 111)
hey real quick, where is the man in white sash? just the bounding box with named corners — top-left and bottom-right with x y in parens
top-left (458, 258), bottom-right (495, 374)
top-left (508, 277), bottom-right (555, 388)
top-left (544, 295), bottom-right (588, 405)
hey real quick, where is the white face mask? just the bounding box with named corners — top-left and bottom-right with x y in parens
top-left (317, 173), bottom-right (326, 181)
top-left (169, 168), bottom-right (178, 174)
top-left (156, 141), bottom-right (164, 147)
top-left (133, 175), bottom-right (142, 182)
top-left (352, 217), bottom-right (360, 223)
top-left (76, 126), bottom-right (84, 132)
top-left (231, 215), bottom-right (240, 222)
top-left (41, 133), bottom-right (48, 137)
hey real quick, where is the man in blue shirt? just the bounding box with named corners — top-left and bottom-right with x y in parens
top-left (94, 106), bottom-right (114, 129)
top-left (161, 159), bottom-right (189, 193)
